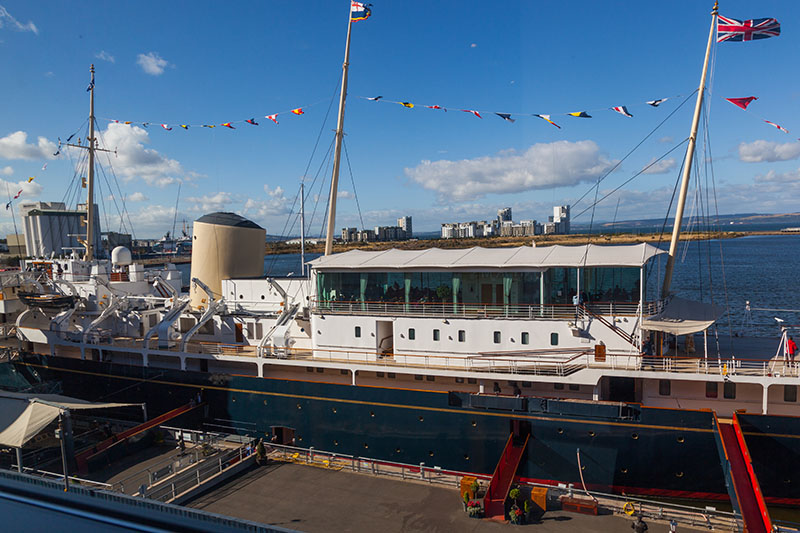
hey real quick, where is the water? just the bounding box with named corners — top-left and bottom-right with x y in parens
top-left (175, 234), bottom-right (800, 337)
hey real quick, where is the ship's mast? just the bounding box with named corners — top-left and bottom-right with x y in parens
top-left (85, 64), bottom-right (97, 261)
top-left (661, 2), bottom-right (718, 297)
top-left (66, 65), bottom-right (113, 261)
top-left (324, 3), bottom-right (355, 256)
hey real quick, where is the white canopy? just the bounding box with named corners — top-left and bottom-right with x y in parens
top-left (642, 296), bottom-right (725, 335)
top-left (309, 243), bottom-right (664, 271)
top-left (0, 391), bottom-right (138, 449)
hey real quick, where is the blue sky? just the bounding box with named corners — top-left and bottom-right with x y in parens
top-left (0, 1), bottom-right (798, 238)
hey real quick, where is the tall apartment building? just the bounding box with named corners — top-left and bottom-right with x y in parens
top-left (553, 205), bottom-right (570, 234)
top-left (497, 207), bottom-right (512, 223)
top-left (397, 216), bottom-right (412, 238)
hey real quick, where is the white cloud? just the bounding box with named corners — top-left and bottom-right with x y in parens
top-left (0, 6), bottom-right (37, 34)
top-left (0, 166), bottom-right (12, 175)
top-left (97, 123), bottom-right (195, 187)
top-left (136, 52), bottom-right (169, 75)
top-left (185, 191), bottom-right (234, 213)
top-left (337, 190), bottom-right (355, 199)
top-left (642, 157), bottom-right (676, 175)
top-left (404, 140), bottom-right (616, 202)
top-left (95, 50), bottom-right (115, 63)
top-left (470, 43), bottom-right (477, 48)
top-left (738, 140), bottom-right (800, 163)
top-left (127, 191), bottom-right (148, 202)
top-left (0, 131), bottom-right (57, 160)
top-left (658, 136), bottom-right (673, 144)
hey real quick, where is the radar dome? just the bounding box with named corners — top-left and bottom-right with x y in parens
top-left (111, 246), bottom-right (133, 266)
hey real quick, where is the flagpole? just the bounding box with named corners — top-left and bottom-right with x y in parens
top-left (324, 3), bottom-right (354, 256)
top-left (300, 181), bottom-right (306, 276)
top-left (5, 184), bottom-right (20, 255)
top-left (661, 1), bottom-right (718, 298)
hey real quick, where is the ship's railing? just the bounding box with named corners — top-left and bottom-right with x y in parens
top-left (311, 299), bottom-right (661, 319)
top-left (268, 443), bottom-right (738, 531)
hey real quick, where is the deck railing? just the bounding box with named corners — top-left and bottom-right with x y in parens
top-left (311, 299), bottom-right (663, 319)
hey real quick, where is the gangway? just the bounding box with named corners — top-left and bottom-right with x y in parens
top-left (76, 401), bottom-right (202, 475)
top-left (483, 431), bottom-right (529, 520)
top-left (713, 412), bottom-right (772, 533)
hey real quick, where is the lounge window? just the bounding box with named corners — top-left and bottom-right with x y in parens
top-left (426, 375), bottom-right (435, 382)
top-left (408, 328), bottom-right (416, 340)
top-left (355, 326), bottom-right (361, 338)
top-left (458, 330), bottom-right (466, 342)
top-left (414, 375), bottom-right (423, 381)
top-left (467, 378), bottom-right (477, 384)
top-left (785, 385), bottom-right (797, 403)
top-left (455, 377), bottom-right (464, 384)
top-left (550, 332), bottom-right (559, 346)
top-left (568, 384), bottom-right (580, 392)
top-left (493, 331), bottom-right (501, 344)
top-left (705, 382), bottom-right (718, 399)
top-left (433, 329), bottom-right (440, 341)
top-left (554, 383), bottom-right (565, 390)
top-left (659, 380), bottom-right (671, 396)
top-left (723, 381), bottom-right (736, 399)
top-left (521, 332), bottom-right (529, 345)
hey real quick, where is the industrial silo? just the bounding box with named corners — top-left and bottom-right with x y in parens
top-left (189, 212), bottom-right (265, 309)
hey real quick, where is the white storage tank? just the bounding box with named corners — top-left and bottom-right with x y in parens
top-left (189, 212), bottom-right (265, 309)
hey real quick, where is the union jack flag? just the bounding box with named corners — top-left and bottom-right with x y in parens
top-left (717, 15), bottom-right (780, 43)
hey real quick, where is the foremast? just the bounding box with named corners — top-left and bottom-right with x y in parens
top-left (324, 3), bottom-right (355, 256)
top-left (65, 64), bottom-right (112, 261)
top-left (661, 2), bottom-right (719, 297)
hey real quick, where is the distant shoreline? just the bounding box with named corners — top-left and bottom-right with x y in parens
top-left (264, 229), bottom-right (796, 255)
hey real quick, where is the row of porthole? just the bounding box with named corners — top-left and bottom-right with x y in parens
top-left (557, 427), bottom-right (685, 443)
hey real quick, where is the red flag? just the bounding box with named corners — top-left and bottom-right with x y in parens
top-left (13, 189), bottom-right (22, 199)
top-left (461, 109), bottom-right (482, 119)
top-left (246, 118), bottom-right (259, 126)
top-left (265, 114), bottom-right (278, 124)
top-left (291, 108), bottom-right (304, 115)
top-left (160, 124), bottom-right (172, 131)
top-left (221, 123), bottom-right (235, 129)
top-left (426, 105), bottom-right (445, 111)
top-left (725, 96), bottom-right (758, 110)
top-left (764, 120), bottom-right (789, 134)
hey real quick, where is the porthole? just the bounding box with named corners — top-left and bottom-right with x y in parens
top-left (676, 472), bottom-right (684, 478)
top-left (429, 451), bottom-right (434, 457)
top-left (464, 454), bottom-right (470, 461)
top-left (260, 295), bottom-right (265, 300)
top-left (239, 294), bottom-right (243, 299)
top-left (364, 443), bottom-right (369, 449)
top-left (581, 465), bottom-right (586, 470)
top-left (333, 440), bottom-right (338, 446)
top-left (418, 416), bottom-right (424, 422)
top-left (297, 403), bottom-right (302, 409)
top-left (557, 428), bottom-right (564, 434)
top-left (621, 468), bottom-right (628, 474)
top-left (263, 399), bottom-right (267, 405)
top-left (370, 411), bottom-right (375, 418)
top-left (677, 436), bottom-right (685, 443)
top-left (588, 431), bottom-right (595, 437)
top-left (332, 407), bottom-right (337, 413)
top-left (471, 420), bottom-right (477, 427)
top-left (396, 448), bottom-right (402, 454)
top-left (631, 433), bottom-right (639, 440)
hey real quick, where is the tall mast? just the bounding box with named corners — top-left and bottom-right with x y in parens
top-left (86, 64), bottom-right (97, 261)
top-left (300, 181), bottom-right (306, 276)
top-left (661, 2), bottom-right (718, 298)
top-left (324, 3), bottom-right (355, 256)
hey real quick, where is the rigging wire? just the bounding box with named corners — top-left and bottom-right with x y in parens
top-left (571, 89), bottom-right (698, 215)
top-left (342, 138), bottom-right (365, 230)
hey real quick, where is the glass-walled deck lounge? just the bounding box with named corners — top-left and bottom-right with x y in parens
top-left (316, 267), bottom-right (644, 310)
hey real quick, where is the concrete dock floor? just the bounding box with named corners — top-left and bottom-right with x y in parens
top-left (186, 462), bottom-right (710, 532)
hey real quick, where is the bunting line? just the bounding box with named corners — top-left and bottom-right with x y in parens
top-left (355, 94), bottom-right (686, 129)
top-left (722, 95), bottom-right (791, 135)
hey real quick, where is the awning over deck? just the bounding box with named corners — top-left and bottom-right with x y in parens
top-left (309, 243), bottom-right (665, 271)
top-left (642, 296), bottom-right (725, 335)
top-left (0, 391), bottom-right (138, 448)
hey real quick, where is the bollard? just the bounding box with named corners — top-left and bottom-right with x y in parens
top-left (309, 447), bottom-right (314, 462)
top-left (420, 462), bottom-right (425, 481)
